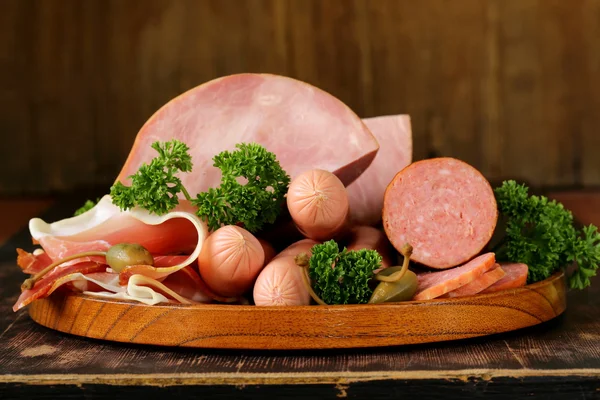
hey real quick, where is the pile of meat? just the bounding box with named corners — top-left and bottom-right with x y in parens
top-left (13, 73), bottom-right (528, 311)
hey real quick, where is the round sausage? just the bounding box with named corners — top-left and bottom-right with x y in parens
top-left (382, 158), bottom-right (498, 269)
top-left (286, 169), bottom-right (349, 241)
top-left (198, 225), bottom-right (265, 297)
top-left (253, 239), bottom-right (318, 306)
top-left (345, 226), bottom-right (394, 270)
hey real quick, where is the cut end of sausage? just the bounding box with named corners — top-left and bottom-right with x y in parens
top-left (383, 157), bottom-right (498, 269)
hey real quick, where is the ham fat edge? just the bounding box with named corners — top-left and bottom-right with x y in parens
top-left (13, 195), bottom-right (209, 311)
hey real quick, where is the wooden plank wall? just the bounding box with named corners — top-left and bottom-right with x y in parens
top-left (1, 0), bottom-right (599, 195)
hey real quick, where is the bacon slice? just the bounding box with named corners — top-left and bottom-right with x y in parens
top-left (480, 262), bottom-right (528, 293)
top-left (13, 262), bottom-right (105, 311)
top-left (17, 248), bottom-right (52, 274)
top-left (413, 253), bottom-right (496, 301)
top-left (443, 264), bottom-right (506, 298)
top-left (30, 197), bottom-right (204, 264)
top-left (15, 196), bottom-right (209, 310)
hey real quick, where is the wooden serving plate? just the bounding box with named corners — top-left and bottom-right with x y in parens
top-left (28, 272), bottom-right (567, 350)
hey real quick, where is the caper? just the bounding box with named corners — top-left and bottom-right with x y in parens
top-left (105, 243), bottom-right (154, 273)
top-left (368, 268), bottom-right (418, 304)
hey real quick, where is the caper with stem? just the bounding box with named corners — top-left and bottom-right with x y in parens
top-left (368, 242), bottom-right (417, 304)
top-left (20, 242), bottom-right (154, 291)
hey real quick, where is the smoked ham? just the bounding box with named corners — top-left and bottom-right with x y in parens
top-left (116, 73), bottom-right (379, 194)
top-left (481, 263), bottom-right (528, 293)
top-left (383, 158), bottom-right (498, 269)
top-left (443, 264), bottom-right (506, 298)
top-left (413, 253), bottom-right (496, 301)
top-left (347, 115), bottom-right (412, 226)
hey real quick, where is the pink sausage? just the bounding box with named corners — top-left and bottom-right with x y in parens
top-left (345, 226), bottom-right (394, 270)
top-left (198, 225), bottom-right (265, 297)
top-left (253, 239), bottom-right (318, 306)
top-left (286, 169), bottom-right (349, 241)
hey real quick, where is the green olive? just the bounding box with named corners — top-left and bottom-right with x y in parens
top-left (105, 243), bottom-right (154, 273)
top-left (368, 267), bottom-right (418, 304)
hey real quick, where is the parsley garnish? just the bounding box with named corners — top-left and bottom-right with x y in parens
top-left (308, 240), bottom-right (382, 305)
top-left (495, 180), bottom-right (599, 289)
top-left (109, 140), bottom-right (289, 233)
top-left (73, 199), bottom-right (98, 216)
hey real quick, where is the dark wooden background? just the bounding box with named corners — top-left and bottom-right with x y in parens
top-left (1, 0), bottom-right (599, 195)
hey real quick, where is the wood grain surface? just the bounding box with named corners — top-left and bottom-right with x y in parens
top-left (2, 0), bottom-right (600, 195)
top-left (27, 272), bottom-right (567, 350)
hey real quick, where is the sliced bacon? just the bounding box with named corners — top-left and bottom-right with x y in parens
top-left (118, 256), bottom-right (192, 285)
top-left (17, 248), bottom-right (52, 274)
top-left (68, 272), bottom-right (116, 293)
top-left (443, 264), bottom-right (506, 298)
top-left (13, 262), bottom-right (105, 311)
top-left (413, 253), bottom-right (496, 301)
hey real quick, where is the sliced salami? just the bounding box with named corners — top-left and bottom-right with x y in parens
top-left (413, 252), bottom-right (496, 301)
top-left (480, 262), bottom-right (528, 293)
top-left (382, 157), bottom-right (498, 269)
top-left (443, 264), bottom-right (506, 298)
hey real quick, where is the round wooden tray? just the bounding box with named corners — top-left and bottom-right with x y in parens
top-left (28, 272), bottom-right (567, 350)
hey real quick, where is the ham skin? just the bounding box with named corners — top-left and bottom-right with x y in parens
top-left (413, 253), bottom-right (496, 301)
top-left (116, 73), bottom-right (379, 194)
top-left (347, 115), bottom-right (412, 226)
top-left (480, 262), bottom-right (528, 293)
top-left (443, 264), bottom-right (506, 298)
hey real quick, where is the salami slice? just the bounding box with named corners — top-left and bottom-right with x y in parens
top-left (383, 157), bottom-right (498, 269)
top-left (443, 264), bottom-right (506, 298)
top-left (413, 252), bottom-right (496, 301)
top-left (117, 73), bottom-right (379, 194)
top-left (480, 262), bottom-right (528, 293)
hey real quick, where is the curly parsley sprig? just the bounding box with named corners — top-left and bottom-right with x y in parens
top-left (109, 139), bottom-right (290, 233)
top-left (111, 140), bottom-right (193, 215)
top-left (494, 180), bottom-right (600, 289)
top-left (192, 143), bottom-right (290, 232)
top-left (307, 240), bottom-right (382, 305)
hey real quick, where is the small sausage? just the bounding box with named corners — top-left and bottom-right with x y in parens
top-left (198, 225), bottom-right (265, 297)
top-left (253, 239), bottom-right (318, 306)
top-left (345, 226), bottom-right (394, 270)
top-left (258, 238), bottom-right (277, 266)
top-left (286, 169), bottom-right (349, 241)
top-left (382, 158), bottom-right (498, 269)
top-left (413, 253), bottom-right (496, 300)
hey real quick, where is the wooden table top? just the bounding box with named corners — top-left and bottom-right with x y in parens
top-left (0, 192), bottom-right (598, 399)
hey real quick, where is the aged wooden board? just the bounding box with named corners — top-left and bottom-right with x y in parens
top-left (26, 272), bottom-right (566, 350)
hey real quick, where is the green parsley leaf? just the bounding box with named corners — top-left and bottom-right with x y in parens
top-left (494, 180), bottom-right (599, 289)
top-left (308, 240), bottom-right (382, 305)
top-left (73, 199), bottom-right (98, 216)
top-left (110, 140), bottom-right (193, 215)
top-left (193, 143), bottom-right (290, 232)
